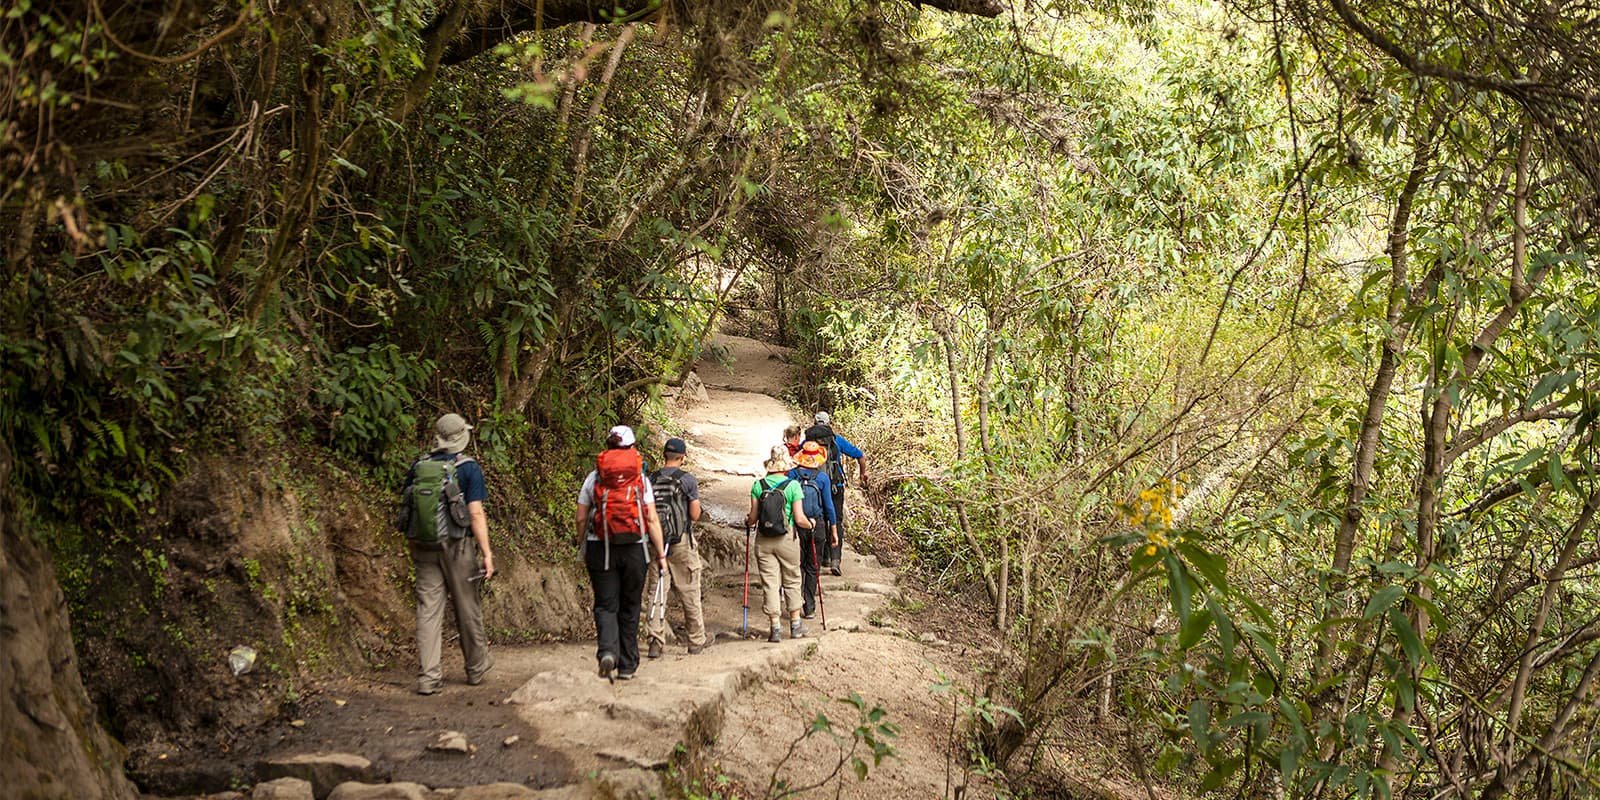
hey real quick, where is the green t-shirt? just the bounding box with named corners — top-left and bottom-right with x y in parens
top-left (752, 474), bottom-right (804, 529)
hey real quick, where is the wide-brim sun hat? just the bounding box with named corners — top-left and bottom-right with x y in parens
top-left (763, 445), bottom-right (792, 473)
top-left (797, 441), bottom-right (827, 469)
top-left (434, 413), bottom-right (473, 454)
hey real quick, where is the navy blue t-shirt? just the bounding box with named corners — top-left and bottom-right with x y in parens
top-left (403, 451), bottom-right (487, 503)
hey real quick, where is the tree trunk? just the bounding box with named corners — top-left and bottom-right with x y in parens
top-left (937, 318), bottom-right (997, 604)
top-left (978, 334), bottom-right (1006, 630)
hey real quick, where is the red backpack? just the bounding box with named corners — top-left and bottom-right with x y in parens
top-left (593, 448), bottom-right (646, 542)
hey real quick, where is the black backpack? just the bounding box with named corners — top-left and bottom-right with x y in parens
top-left (756, 477), bottom-right (794, 538)
top-left (650, 467), bottom-right (691, 547)
top-left (804, 424), bottom-right (846, 486)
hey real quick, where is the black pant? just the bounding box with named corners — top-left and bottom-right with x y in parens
top-left (587, 540), bottom-right (647, 673)
top-left (829, 485), bottom-right (846, 566)
top-left (799, 525), bottom-right (826, 615)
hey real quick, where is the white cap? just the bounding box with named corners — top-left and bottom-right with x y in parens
top-left (814, 411), bottom-right (831, 425)
top-left (606, 425), bottom-right (636, 447)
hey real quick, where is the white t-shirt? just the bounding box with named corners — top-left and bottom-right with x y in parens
top-left (578, 469), bottom-right (655, 542)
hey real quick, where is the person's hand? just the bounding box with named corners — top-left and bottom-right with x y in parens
top-left (860, 474), bottom-right (869, 491)
top-left (482, 552), bottom-right (496, 581)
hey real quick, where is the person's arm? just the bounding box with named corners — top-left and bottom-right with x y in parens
top-left (821, 476), bottom-right (839, 545)
top-left (469, 500), bottom-right (494, 579)
top-left (684, 474), bottom-right (702, 523)
top-left (745, 495), bottom-right (759, 527)
top-left (645, 503), bottom-right (667, 569)
top-left (856, 454), bottom-right (869, 489)
top-left (575, 502), bottom-right (590, 551)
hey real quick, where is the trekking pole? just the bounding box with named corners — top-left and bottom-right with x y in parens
top-left (810, 530), bottom-right (827, 632)
top-left (650, 545), bottom-right (670, 630)
top-left (741, 525), bottom-right (753, 638)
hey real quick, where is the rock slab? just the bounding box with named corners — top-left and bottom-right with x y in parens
top-left (326, 781), bottom-right (429, 800)
top-left (257, 753), bottom-right (376, 799)
top-left (455, 784), bottom-right (541, 799)
top-left (252, 777), bottom-right (315, 800)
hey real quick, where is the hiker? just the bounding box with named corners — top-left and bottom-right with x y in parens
top-left (576, 425), bottom-right (668, 681)
top-left (782, 425), bottom-right (804, 457)
top-left (400, 413), bottom-right (495, 695)
top-left (745, 445), bottom-right (814, 642)
top-left (803, 411), bottom-right (869, 575)
top-left (788, 441), bottom-right (838, 620)
top-left (644, 438), bottom-right (711, 657)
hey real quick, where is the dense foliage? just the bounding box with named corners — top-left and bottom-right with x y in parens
top-left (3, 0), bottom-right (1596, 797)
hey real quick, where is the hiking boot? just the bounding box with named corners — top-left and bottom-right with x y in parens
top-left (598, 652), bottom-right (617, 680)
top-left (617, 670), bottom-right (637, 681)
top-left (416, 683), bottom-right (442, 696)
top-left (768, 626), bottom-right (782, 643)
top-left (801, 609), bottom-right (816, 619)
top-left (647, 640), bottom-right (663, 659)
top-left (829, 558), bottom-right (842, 576)
top-left (790, 620), bottom-right (807, 639)
top-left (688, 638), bottom-right (713, 655)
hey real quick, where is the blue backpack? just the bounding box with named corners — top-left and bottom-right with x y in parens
top-left (796, 471), bottom-right (826, 525)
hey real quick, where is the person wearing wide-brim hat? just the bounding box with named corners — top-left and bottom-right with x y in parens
top-left (744, 446), bottom-right (814, 642)
top-left (787, 440), bottom-right (838, 620)
top-left (402, 413), bottom-right (495, 695)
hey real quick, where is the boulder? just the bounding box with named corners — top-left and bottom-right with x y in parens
top-left (257, 753), bottom-right (377, 799)
top-left (326, 781), bottom-right (429, 800)
top-left (252, 777), bottom-right (315, 800)
top-left (678, 372), bottom-right (711, 406)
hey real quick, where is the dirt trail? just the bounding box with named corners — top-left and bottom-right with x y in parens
top-left (166, 333), bottom-right (923, 799)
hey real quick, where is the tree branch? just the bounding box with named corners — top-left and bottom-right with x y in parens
top-left (436, 0), bottom-right (1007, 65)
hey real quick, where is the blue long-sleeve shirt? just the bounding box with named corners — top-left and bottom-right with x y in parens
top-left (832, 434), bottom-right (864, 461)
top-left (786, 466), bottom-right (838, 527)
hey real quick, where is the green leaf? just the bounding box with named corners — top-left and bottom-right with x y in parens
top-left (1178, 542), bottom-right (1229, 591)
top-left (1179, 606), bottom-right (1213, 650)
top-left (1165, 551), bottom-right (1193, 624)
top-left (1189, 700), bottom-right (1211, 754)
top-left (1363, 585), bottom-right (1405, 619)
top-left (1387, 609), bottom-right (1426, 666)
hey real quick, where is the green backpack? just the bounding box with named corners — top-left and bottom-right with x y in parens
top-left (399, 455), bottom-right (474, 544)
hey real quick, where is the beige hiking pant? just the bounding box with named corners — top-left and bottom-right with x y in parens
top-left (754, 533), bottom-right (802, 626)
top-left (413, 538), bottom-right (491, 691)
top-left (644, 538), bottom-right (707, 649)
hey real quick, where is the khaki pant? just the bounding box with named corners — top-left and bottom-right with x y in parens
top-left (414, 538), bottom-right (491, 691)
top-left (754, 533), bottom-right (802, 626)
top-left (644, 539), bottom-right (707, 649)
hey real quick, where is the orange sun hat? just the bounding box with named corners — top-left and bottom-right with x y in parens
top-left (797, 441), bottom-right (827, 469)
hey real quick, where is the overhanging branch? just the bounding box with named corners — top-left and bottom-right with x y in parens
top-left (436, 0), bottom-right (1007, 65)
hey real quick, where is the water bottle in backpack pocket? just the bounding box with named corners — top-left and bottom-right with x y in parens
top-left (756, 477), bottom-right (794, 537)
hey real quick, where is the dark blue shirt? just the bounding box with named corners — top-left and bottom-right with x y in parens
top-left (786, 466), bottom-right (837, 526)
top-left (403, 451), bottom-right (487, 503)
